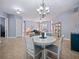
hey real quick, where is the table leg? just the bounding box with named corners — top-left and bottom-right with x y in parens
top-left (42, 50), bottom-right (44, 59)
top-left (44, 49), bottom-right (46, 59)
top-left (44, 45), bottom-right (46, 59)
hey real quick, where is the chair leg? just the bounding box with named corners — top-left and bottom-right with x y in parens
top-left (27, 53), bottom-right (28, 59)
top-left (58, 55), bottom-right (60, 59)
top-left (42, 50), bottom-right (44, 59)
top-left (33, 56), bottom-right (35, 59)
top-left (58, 50), bottom-right (61, 59)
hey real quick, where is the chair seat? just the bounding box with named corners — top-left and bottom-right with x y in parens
top-left (46, 44), bottom-right (58, 53)
top-left (27, 45), bottom-right (43, 56)
top-left (35, 45), bottom-right (43, 54)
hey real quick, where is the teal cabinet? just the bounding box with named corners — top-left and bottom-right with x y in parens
top-left (71, 33), bottom-right (79, 52)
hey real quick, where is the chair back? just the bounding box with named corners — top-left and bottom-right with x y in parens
top-left (25, 35), bottom-right (34, 51)
top-left (58, 35), bottom-right (64, 51)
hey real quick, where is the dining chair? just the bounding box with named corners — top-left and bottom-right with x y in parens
top-left (25, 35), bottom-right (42, 59)
top-left (46, 35), bottom-right (64, 59)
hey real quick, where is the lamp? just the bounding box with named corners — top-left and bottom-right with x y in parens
top-left (37, 0), bottom-right (50, 18)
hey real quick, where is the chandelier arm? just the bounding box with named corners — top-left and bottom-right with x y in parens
top-left (42, 0), bottom-right (44, 4)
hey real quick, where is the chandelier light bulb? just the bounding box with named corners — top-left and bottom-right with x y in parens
top-left (40, 6), bottom-right (43, 10)
top-left (45, 7), bottom-right (49, 10)
top-left (37, 9), bottom-right (40, 12)
top-left (39, 12), bottom-right (42, 14)
top-left (43, 12), bottom-right (46, 14)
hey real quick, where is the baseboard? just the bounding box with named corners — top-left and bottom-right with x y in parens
top-left (64, 38), bottom-right (70, 40)
top-left (16, 36), bottom-right (22, 38)
top-left (7, 36), bottom-right (22, 38)
top-left (7, 37), bottom-right (16, 38)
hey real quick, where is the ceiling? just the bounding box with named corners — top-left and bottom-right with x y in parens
top-left (0, 0), bottom-right (79, 20)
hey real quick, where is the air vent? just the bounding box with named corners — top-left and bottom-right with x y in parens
top-left (73, 7), bottom-right (79, 12)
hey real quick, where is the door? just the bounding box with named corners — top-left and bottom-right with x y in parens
top-left (0, 17), bottom-right (5, 37)
top-left (16, 19), bottom-right (22, 37)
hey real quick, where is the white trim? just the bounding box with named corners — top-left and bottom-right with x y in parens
top-left (64, 38), bottom-right (70, 40)
top-left (6, 36), bottom-right (22, 39)
top-left (22, 19), bottom-right (25, 37)
top-left (16, 19), bottom-right (17, 37)
top-left (5, 18), bottom-right (8, 38)
top-left (7, 37), bottom-right (17, 38)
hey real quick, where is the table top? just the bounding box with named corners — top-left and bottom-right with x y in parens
top-left (32, 35), bottom-right (57, 45)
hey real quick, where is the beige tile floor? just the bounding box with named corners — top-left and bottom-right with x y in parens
top-left (0, 38), bottom-right (26, 59)
top-left (0, 37), bottom-right (79, 59)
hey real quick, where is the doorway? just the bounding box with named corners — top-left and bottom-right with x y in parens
top-left (0, 17), bottom-right (5, 37)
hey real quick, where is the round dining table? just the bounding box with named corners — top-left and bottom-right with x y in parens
top-left (32, 35), bottom-right (57, 59)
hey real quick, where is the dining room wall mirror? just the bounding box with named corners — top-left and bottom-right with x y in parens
top-left (40, 21), bottom-right (51, 33)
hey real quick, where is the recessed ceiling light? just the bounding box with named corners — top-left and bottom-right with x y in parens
top-left (16, 11), bottom-right (21, 14)
top-left (16, 9), bottom-right (22, 14)
top-left (13, 6), bottom-right (22, 14)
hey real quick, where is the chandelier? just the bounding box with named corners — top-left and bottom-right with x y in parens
top-left (37, 0), bottom-right (50, 18)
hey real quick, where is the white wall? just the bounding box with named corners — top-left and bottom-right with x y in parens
top-left (0, 11), bottom-right (7, 18)
top-left (8, 14), bottom-right (22, 37)
top-left (8, 14), bottom-right (16, 37)
top-left (52, 11), bottom-right (79, 39)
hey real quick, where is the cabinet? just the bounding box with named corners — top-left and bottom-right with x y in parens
top-left (52, 22), bottom-right (61, 37)
top-left (71, 33), bottom-right (79, 52)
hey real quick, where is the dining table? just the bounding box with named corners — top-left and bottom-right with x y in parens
top-left (32, 35), bottom-right (57, 59)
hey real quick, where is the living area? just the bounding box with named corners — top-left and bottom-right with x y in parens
top-left (0, 0), bottom-right (79, 59)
